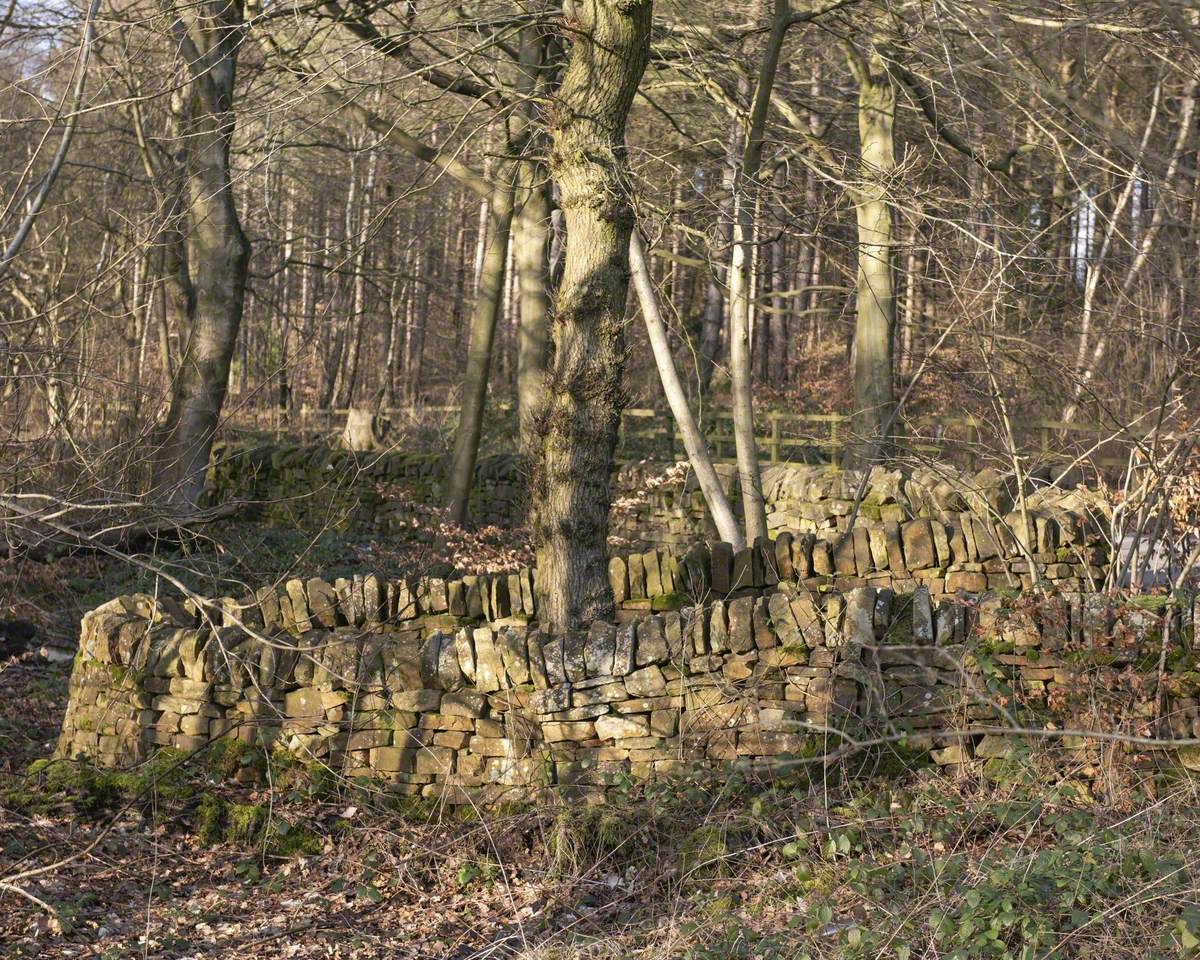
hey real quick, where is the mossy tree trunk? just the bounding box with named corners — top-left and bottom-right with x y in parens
top-left (533, 0), bottom-right (652, 633)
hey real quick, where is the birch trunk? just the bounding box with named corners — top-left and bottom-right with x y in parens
top-left (631, 230), bottom-right (743, 548)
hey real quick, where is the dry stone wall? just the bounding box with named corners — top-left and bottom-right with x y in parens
top-left (207, 444), bottom-right (1111, 590)
top-left (57, 570), bottom-right (1200, 801)
top-left (205, 442), bottom-right (526, 531)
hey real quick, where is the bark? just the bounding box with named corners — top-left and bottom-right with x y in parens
top-left (446, 184), bottom-right (516, 525)
top-left (514, 23), bottom-right (552, 457)
top-left (631, 230), bottom-right (743, 548)
top-left (534, 0), bottom-right (652, 633)
top-left (846, 40), bottom-right (897, 470)
top-left (697, 113), bottom-right (741, 395)
top-left (337, 146), bottom-right (379, 407)
top-left (152, 0), bottom-right (250, 508)
top-left (515, 169), bottom-right (551, 457)
top-left (727, 0), bottom-right (788, 543)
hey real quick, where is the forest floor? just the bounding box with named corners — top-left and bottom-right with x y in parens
top-left (3, 647), bottom-right (1200, 959)
top-left (3, 507), bottom-right (1200, 959)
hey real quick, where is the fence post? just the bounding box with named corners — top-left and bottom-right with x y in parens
top-left (770, 414), bottom-right (781, 463)
top-left (830, 418), bottom-right (840, 470)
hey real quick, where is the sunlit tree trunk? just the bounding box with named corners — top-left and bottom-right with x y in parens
top-left (845, 39), bottom-right (896, 470)
top-left (534, 0), bottom-right (652, 632)
top-left (446, 182), bottom-right (515, 525)
top-left (152, 0), bottom-right (249, 508)
top-left (726, 0), bottom-right (788, 542)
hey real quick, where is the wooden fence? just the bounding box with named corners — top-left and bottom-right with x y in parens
top-left (177, 401), bottom-right (1142, 472)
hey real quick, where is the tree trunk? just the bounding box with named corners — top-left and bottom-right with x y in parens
top-left (514, 23), bottom-right (552, 458)
top-left (534, 0), bottom-right (652, 633)
top-left (516, 169), bottom-right (551, 458)
top-left (446, 184), bottom-right (515, 525)
top-left (631, 230), bottom-right (743, 548)
top-left (846, 41), bottom-right (897, 470)
top-left (726, 0), bottom-right (788, 543)
top-left (152, 0), bottom-right (249, 508)
top-left (697, 114), bottom-right (741, 396)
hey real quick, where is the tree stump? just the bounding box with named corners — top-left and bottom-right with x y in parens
top-left (341, 408), bottom-right (384, 452)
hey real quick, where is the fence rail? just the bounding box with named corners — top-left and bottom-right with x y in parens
top-left (77, 399), bottom-right (1144, 472)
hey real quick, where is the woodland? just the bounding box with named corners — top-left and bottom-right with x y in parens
top-left (1, 0), bottom-right (1200, 957)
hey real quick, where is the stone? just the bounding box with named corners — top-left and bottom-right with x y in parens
top-left (542, 721), bottom-right (596, 742)
top-left (811, 538), bottom-right (833, 576)
top-left (916, 742), bottom-right (970, 769)
top-left (392, 689), bottom-right (441, 713)
top-left (883, 520), bottom-right (906, 571)
top-left (563, 630), bottom-right (588, 682)
top-left (306, 579), bottom-right (338, 628)
top-left (946, 571), bottom-right (986, 593)
top-left (627, 553), bottom-right (646, 600)
top-left (542, 635), bottom-right (567, 686)
top-left (643, 550), bottom-right (664, 597)
top-left (974, 734), bottom-right (1014, 759)
top-left (532, 684), bottom-right (571, 714)
top-left (526, 631), bottom-right (549, 689)
top-left (682, 542), bottom-right (710, 599)
top-left (441, 691), bottom-right (487, 718)
top-left (436, 632), bottom-right (466, 690)
top-left (774, 532), bottom-right (794, 580)
top-left (757, 537), bottom-right (779, 586)
top-left (463, 577), bottom-right (484, 618)
top-left (454, 628), bottom-right (477, 682)
top-left (256, 586), bottom-right (281, 629)
top-left (285, 580), bottom-right (311, 632)
top-left (709, 600), bottom-right (729, 654)
top-left (912, 586), bottom-right (934, 644)
top-left (791, 533), bottom-right (814, 578)
top-left (595, 714), bottom-right (650, 740)
top-left (609, 557), bottom-right (628, 604)
top-left (930, 521), bottom-right (950, 566)
top-left (636, 617), bottom-right (668, 666)
top-left (852, 526), bottom-right (873, 575)
top-left (902, 520), bottom-right (936, 571)
top-left (490, 575), bottom-right (511, 619)
top-left (767, 592), bottom-right (801, 648)
top-left (732, 547), bottom-right (755, 591)
top-left (726, 596), bottom-right (757, 654)
top-left (428, 578), bottom-right (450, 614)
top-left (497, 626), bottom-right (531, 685)
top-left (833, 533), bottom-right (857, 576)
top-left (625, 665), bottom-right (667, 698)
top-left (710, 541), bottom-right (734, 594)
top-left (473, 628), bottom-right (503, 692)
top-left (843, 588), bottom-right (876, 649)
top-left (613, 624), bottom-right (636, 677)
top-left (364, 575), bottom-right (385, 623)
top-left (584, 621), bottom-right (616, 677)
top-left (572, 682), bottom-right (628, 706)
top-left (393, 578), bottom-right (419, 621)
top-left (284, 687), bottom-right (323, 719)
